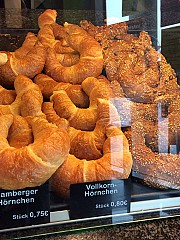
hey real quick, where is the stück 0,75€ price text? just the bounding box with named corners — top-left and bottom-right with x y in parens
top-left (12, 210), bottom-right (49, 220)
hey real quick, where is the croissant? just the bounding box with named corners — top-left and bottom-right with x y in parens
top-left (42, 99), bottom-right (101, 154)
top-left (0, 86), bottom-right (16, 105)
top-left (0, 75), bottom-right (45, 118)
top-left (45, 22), bottom-right (103, 84)
top-left (52, 23), bottom-right (79, 59)
top-left (68, 98), bottom-right (121, 160)
top-left (38, 23), bottom-right (77, 53)
top-left (0, 33), bottom-right (46, 88)
top-left (38, 24), bottom-right (79, 67)
top-left (34, 73), bottom-right (89, 108)
top-left (51, 122), bottom-right (132, 199)
top-left (38, 9), bottom-right (57, 29)
top-left (42, 102), bottom-right (69, 130)
top-left (13, 32), bottom-right (38, 58)
top-left (0, 114), bottom-right (70, 190)
top-left (37, 10), bottom-right (79, 67)
top-left (50, 76), bottom-right (114, 130)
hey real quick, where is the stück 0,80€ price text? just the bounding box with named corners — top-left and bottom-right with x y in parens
top-left (95, 200), bottom-right (128, 209)
top-left (12, 210), bottom-right (49, 220)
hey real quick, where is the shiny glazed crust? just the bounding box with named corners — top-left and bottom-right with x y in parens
top-left (34, 73), bottom-right (89, 108)
top-left (0, 114), bottom-right (70, 190)
top-left (0, 75), bottom-right (45, 118)
top-left (0, 32), bottom-right (46, 88)
top-left (51, 99), bottom-right (132, 198)
top-left (50, 76), bottom-right (114, 130)
top-left (0, 86), bottom-right (16, 105)
top-left (45, 23), bottom-right (103, 84)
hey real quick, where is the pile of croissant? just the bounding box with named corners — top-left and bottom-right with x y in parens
top-left (0, 9), bottom-right (179, 198)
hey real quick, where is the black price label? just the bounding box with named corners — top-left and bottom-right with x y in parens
top-left (0, 182), bottom-right (50, 230)
top-left (69, 179), bottom-right (131, 219)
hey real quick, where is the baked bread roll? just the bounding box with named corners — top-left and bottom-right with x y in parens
top-left (132, 121), bottom-right (180, 189)
top-left (80, 20), bottom-right (128, 43)
top-left (50, 76), bottom-right (114, 130)
top-left (103, 31), bottom-right (180, 103)
top-left (34, 73), bottom-right (89, 108)
top-left (130, 94), bottom-right (180, 152)
top-left (45, 22), bottom-right (103, 84)
top-left (0, 114), bottom-right (70, 190)
top-left (0, 32), bottom-right (46, 88)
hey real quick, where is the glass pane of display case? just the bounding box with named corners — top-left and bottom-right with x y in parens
top-left (0, 1), bottom-right (179, 239)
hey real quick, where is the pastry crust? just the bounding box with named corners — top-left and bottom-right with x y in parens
top-left (42, 102), bottom-right (69, 130)
top-left (38, 10), bottom-right (80, 67)
top-left (0, 114), bottom-right (70, 190)
top-left (0, 86), bottom-right (16, 105)
top-left (51, 100), bottom-right (132, 198)
top-left (68, 98), bottom-right (121, 160)
top-left (45, 23), bottom-right (103, 84)
top-left (0, 75), bottom-right (45, 118)
top-left (34, 73), bottom-right (89, 108)
top-left (38, 9), bottom-right (57, 29)
top-left (50, 76), bottom-right (114, 130)
top-left (51, 125), bottom-right (132, 199)
top-left (0, 33), bottom-right (46, 88)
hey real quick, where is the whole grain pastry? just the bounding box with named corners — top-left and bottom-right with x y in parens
top-left (0, 114), bottom-right (70, 190)
top-left (131, 95), bottom-right (180, 153)
top-left (0, 32), bottom-right (46, 88)
top-left (34, 73), bottom-right (89, 108)
top-left (103, 31), bottom-right (180, 103)
top-left (45, 22), bottom-right (103, 84)
top-left (130, 91), bottom-right (180, 189)
top-left (81, 20), bottom-right (179, 104)
top-left (80, 20), bottom-right (128, 44)
top-left (131, 121), bottom-right (180, 190)
top-left (50, 76), bottom-right (114, 130)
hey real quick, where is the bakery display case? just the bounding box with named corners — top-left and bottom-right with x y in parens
top-left (0, 1), bottom-right (179, 239)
